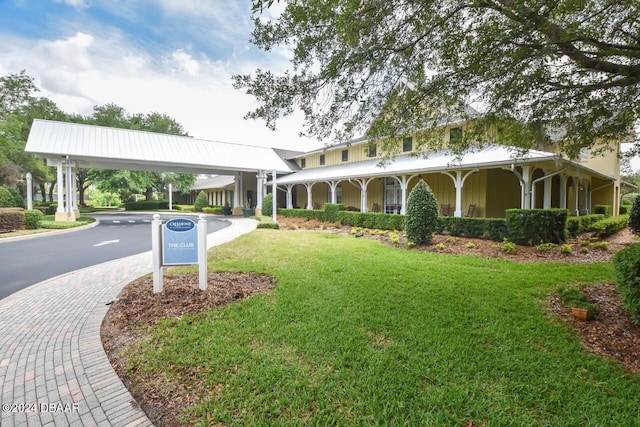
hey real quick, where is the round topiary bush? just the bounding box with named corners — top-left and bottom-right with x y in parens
top-left (405, 179), bottom-right (439, 245)
top-left (194, 190), bottom-right (208, 212)
top-left (629, 196), bottom-right (640, 235)
top-left (262, 193), bottom-right (273, 217)
top-left (24, 209), bottom-right (44, 229)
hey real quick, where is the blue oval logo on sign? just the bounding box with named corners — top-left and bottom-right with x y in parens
top-left (166, 218), bottom-right (195, 232)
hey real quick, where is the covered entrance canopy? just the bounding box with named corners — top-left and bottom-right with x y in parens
top-left (25, 119), bottom-right (296, 219)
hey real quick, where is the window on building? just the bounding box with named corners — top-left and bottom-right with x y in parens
top-left (320, 154), bottom-right (325, 165)
top-left (403, 137), bottom-right (413, 152)
top-left (301, 158), bottom-right (306, 168)
top-left (367, 144), bottom-right (377, 157)
top-left (449, 127), bottom-right (463, 144)
top-left (342, 150), bottom-right (349, 162)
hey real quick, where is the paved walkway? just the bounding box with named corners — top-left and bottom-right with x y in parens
top-left (0, 218), bottom-right (257, 427)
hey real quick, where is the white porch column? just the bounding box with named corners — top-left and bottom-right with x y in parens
top-left (304, 183), bottom-right (315, 209)
top-left (559, 175), bottom-right (567, 209)
top-left (327, 181), bottom-right (340, 203)
top-left (256, 170), bottom-right (266, 209)
top-left (390, 175), bottom-right (417, 215)
top-left (505, 165), bottom-right (533, 209)
top-left (351, 178), bottom-right (374, 213)
top-left (26, 172), bottom-right (33, 210)
top-left (583, 181), bottom-right (591, 214)
top-left (233, 172), bottom-right (243, 214)
top-left (56, 160), bottom-right (64, 214)
top-left (71, 168), bottom-right (79, 218)
top-left (442, 169), bottom-right (478, 217)
top-left (574, 179), bottom-right (580, 215)
top-left (168, 183), bottom-right (173, 210)
top-left (272, 169), bottom-right (277, 223)
top-left (285, 184), bottom-right (294, 209)
top-left (399, 175), bottom-right (417, 215)
top-left (543, 176), bottom-right (552, 209)
top-left (65, 156), bottom-right (74, 220)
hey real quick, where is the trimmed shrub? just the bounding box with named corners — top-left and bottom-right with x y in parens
top-left (336, 211), bottom-right (405, 230)
top-left (405, 179), bottom-right (439, 244)
top-left (202, 206), bottom-right (222, 214)
top-left (589, 214), bottom-right (630, 237)
top-left (0, 208), bottom-right (24, 232)
top-left (594, 205), bottom-right (611, 217)
top-left (566, 214), bottom-right (605, 237)
top-left (324, 203), bottom-right (345, 222)
top-left (194, 191), bottom-right (208, 212)
top-left (506, 208), bottom-right (568, 245)
top-left (7, 187), bottom-right (25, 208)
top-left (124, 200), bottom-right (170, 211)
top-left (47, 203), bottom-right (58, 215)
top-left (438, 217), bottom-right (508, 241)
top-left (620, 205), bottom-right (630, 215)
top-left (262, 193), bottom-right (274, 217)
top-left (277, 208), bottom-right (327, 221)
top-left (612, 243), bottom-right (640, 324)
top-left (24, 209), bottom-right (44, 229)
top-left (256, 222), bottom-right (280, 229)
top-left (0, 186), bottom-right (15, 207)
top-left (629, 196), bottom-right (640, 235)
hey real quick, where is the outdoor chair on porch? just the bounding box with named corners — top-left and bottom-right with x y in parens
top-left (440, 204), bottom-right (451, 216)
top-left (466, 204), bottom-right (476, 218)
top-left (371, 202), bottom-right (381, 212)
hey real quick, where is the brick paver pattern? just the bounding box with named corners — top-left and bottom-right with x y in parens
top-left (0, 218), bottom-right (257, 426)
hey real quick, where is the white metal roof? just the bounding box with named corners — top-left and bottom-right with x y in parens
top-left (25, 119), bottom-right (296, 175)
top-left (192, 175), bottom-right (235, 190)
top-left (273, 145), bottom-right (610, 184)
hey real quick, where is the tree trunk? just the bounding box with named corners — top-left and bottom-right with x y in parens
top-left (48, 180), bottom-right (56, 203)
top-left (144, 187), bottom-right (154, 201)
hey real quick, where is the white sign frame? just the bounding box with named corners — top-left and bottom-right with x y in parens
top-left (152, 214), bottom-right (208, 293)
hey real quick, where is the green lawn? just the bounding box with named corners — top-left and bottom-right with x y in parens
top-left (128, 230), bottom-right (640, 426)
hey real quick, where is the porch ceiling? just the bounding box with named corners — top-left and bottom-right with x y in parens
top-left (25, 119), bottom-right (296, 175)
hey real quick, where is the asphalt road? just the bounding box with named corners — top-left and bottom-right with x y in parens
top-left (0, 213), bottom-right (230, 301)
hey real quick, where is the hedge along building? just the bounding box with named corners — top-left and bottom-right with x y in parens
top-left (26, 118), bottom-right (623, 220)
top-left (24, 119), bottom-right (297, 220)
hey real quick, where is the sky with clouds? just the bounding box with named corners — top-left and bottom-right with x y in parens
top-left (1, 0), bottom-right (638, 171)
top-left (0, 0), bottom-right (323, 152)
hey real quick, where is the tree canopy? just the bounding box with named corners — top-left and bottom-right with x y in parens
top-left (0, 71), bottom-right (66, 187)
top-left (0, 70), bottom-right (195, 202)
top-left (237, 0), bottom-right (640, 157)
top-left (83, 104), bottom-right (196, 201)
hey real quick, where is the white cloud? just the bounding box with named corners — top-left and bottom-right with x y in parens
top-left (0, 28), bottom-right (319, 151)
top-left (53, 0), bottom-right (88, 7)
top-left (167, 49), bottom-right (201, 77)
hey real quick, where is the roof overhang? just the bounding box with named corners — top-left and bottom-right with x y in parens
top-left (25, 119), bottom-right (296, 175)
top-left (272, 145), bottom-right (616, 185)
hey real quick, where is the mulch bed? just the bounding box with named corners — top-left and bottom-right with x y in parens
top-left (101, 272), bottom-right (276, 427)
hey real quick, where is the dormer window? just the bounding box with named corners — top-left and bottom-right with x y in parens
top-left (342, 150), bottom-right (349, 162)
top-left (449, 127), bottom-right (463, 144)
top-left (320, 154), bottom-right (325, 165)
top-left (367, 144), bottom-right (377, 157)
top-left (301, 158), bottom-right (306, 168)
top-left (403, 137), bottom-right (413, 152)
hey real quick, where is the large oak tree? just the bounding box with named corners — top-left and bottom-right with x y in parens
top-left (236, 0), bottom-right (640, 157)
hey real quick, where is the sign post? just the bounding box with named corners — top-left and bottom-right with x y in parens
top-left (151, 214), bottom-right (208, 293)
